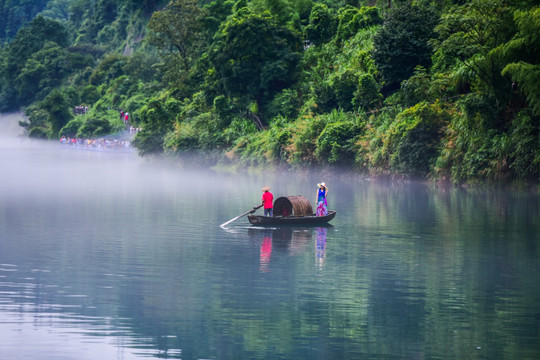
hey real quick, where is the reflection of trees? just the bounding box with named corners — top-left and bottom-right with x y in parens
top-left (346, 183), bottom-right (540, 358)
top-left (2, 181), bottom-right (539, 359)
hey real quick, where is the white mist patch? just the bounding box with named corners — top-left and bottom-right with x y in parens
top-left (0, 111), bottom-right (25, 139)
top-left (0, 112), bottom-right (241, 206)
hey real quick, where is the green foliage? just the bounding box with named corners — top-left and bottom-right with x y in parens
top-left (499, 6), bottom-right (540, 115)
top-left (301, 24), bottom-right (379, 113)
top-left (316, 119), bottom-right (362, 164)
top-left (399, 66), bottom-right (432, 107)
top-left (335, 6), bottom-right (381, 44)
top-left (89, 54), bottom-right (127, 86)
top-left (132, 92), bottom-right (182, 155)
top-left (76, 117), bottom-right (113, 138)
top-left (266, 88), bottom-right (301, 121)
top-left (503, 62), bottom-right (540, 115)
top-left (436, 106), bottom-right (539, 184)
top-left (222, 117), bottom-right (258, 146)
top-left (147, 0), bottom-right (205, 73)
top-left (506, 110), bottom-right (540, 181)
top-left (333, 70), bottom-right (359, 111)
top-left (288, 109), bottom-right (356, 165)
top-left (432, 0), bottom-right (516, 119)
top-left (305, 3), bottom-right (337, 45)
top-left (212, 95), bottom-right (235, 126)
top-left (372, 4), bottom-right (437, 90)
top-left (459, 92), bottom-right (498, 126)
top-left (123, 52), bottom-right (161, 83)
top-left (164, 112), bottom-right (227, 157)
top-left (25, 88), bottom-right (73, 138)
top-left (209, 8), bottom-right (302, 115)
top-left (201, 0), bottom-right (235, 39)
top-left (232, 122), bottom-right (294, 166)
top-left (232, 0), bottom-right (248, 13)
top-left (250, 0), bottom-right (302, 28)
top-left (81, 85), bottom-right (100, 105)
top-left (59, 118), bottom-right (84, 137)
top-left (313, 81), bottom-right (337, 113)
top-left (366, 102), bottom-right (450, 177)
top-left (0, 0), bottom-right (537, 186)
top-left (14, 41), bottom-right (93, 104)
top-left (0, 16), bottom-right (70, 109)
top-left (28, 127), bottom-right (49, 139)
top-left (43, 89), bottom-right (74, 138)
top-left (353, 73), bottom-right (382, 110)
top-left (24, 105), bottom-right (50, 139)
top-left (0, 0), bottom-right (49, 42)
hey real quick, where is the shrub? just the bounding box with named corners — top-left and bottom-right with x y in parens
top-left (289, 113), bottom-right (333, 165)
top-left (372, 4), bottom-right (437, 90)
top-left (369, 102), bottom-right (449, 177)
top-left (265, 88), bottom-right (300, 122)
top-left (28, 127), bottom-right (48, 139)
top-left (316, 121), bottom-right (362, 164)
top-left (335, 6), bottom-right (382, 44)
top-left (77, 118), bottom-right (112, 138)
top-left (507, 110), bottom-right (540, 182)
top-left (305, 3), bottom-right (337, 46)
top-left (81, 85), bottom-right (100, 105)
top-left (232, 124), bottom-right (294, 166)
top-left (353, 73), bottom-right (382, 110)
top-left (132, 93), bottom-right (182, 155)
top-left (60, 118), bottom-right (84, 138)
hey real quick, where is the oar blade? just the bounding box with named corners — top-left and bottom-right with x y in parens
top-left (220, 205), bottom-right (262, 227)
top-left (220, 215), bottom-right (241, 227)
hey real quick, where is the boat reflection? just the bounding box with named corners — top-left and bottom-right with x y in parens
top-left (260, 233), bottom-right (272, 272)
top-left (248, 225), bottom-right (332, 272)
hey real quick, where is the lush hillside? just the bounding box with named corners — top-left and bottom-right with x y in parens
top-left (0, 0), bottom-right (538, 187)
top-left (0, 0), bottom-right (49, 42)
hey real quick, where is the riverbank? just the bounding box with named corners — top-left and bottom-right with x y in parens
top-left (211, 160), bottom-right (539, 193)
top-left (2, 111), bottom-right (537, 192)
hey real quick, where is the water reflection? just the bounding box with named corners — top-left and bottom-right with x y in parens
top-left (259, 232), bottom-right (272, 272)
top-left (1, 112), bottom-right (540, 360)
top-left (315, 227), bottom-right (328, 269)
top-left (248, 227), bottom-right (327, 272)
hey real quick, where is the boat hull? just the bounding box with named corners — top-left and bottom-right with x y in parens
top-left (248, 211), bottom-right (336, 226)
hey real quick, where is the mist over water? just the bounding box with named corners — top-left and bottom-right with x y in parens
top-left (1, 112), bottom-right (539, 360)
top-left (0, 113), bottom-right (235, 207)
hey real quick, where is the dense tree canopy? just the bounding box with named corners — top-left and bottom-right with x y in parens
top-left (0, 0), bottom-right (48, 42)
top-left (209, 7), bottom-right (302, 116)
top-left (0, 16), bottom-right (72, 109)
top-left (372, 4), bottom-right (437, 91)
top-left (0, 0), bottom-right (538, 186)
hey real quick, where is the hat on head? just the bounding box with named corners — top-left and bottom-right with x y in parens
top-left (262, 185), bottom-right (271, 191)
top-left (317, 182), bottom-right (326, 188)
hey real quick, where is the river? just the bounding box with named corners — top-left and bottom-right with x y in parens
top-left (0, 112), bottom-right (539, 360)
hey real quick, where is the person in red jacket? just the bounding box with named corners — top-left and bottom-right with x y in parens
top-left (261, 185), bottom-right (274, 217)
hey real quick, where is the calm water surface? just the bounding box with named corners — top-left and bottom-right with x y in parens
top-left (0, 114), bottom-right (539, 360)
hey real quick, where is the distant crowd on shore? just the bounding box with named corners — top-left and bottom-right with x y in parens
top-left (59, 136), bottom-right (132, 151)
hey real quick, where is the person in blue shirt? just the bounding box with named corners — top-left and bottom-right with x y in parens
top-left (316, 182), bottom-right (328, 216)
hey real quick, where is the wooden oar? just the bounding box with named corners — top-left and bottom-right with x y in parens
top-left (220, 204), bottom-right (263, 227)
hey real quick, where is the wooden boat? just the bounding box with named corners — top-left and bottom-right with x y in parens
top-left (248, 211), bottom-right (336, 226)
top-left (248, 195), bottom-right (336, 226)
